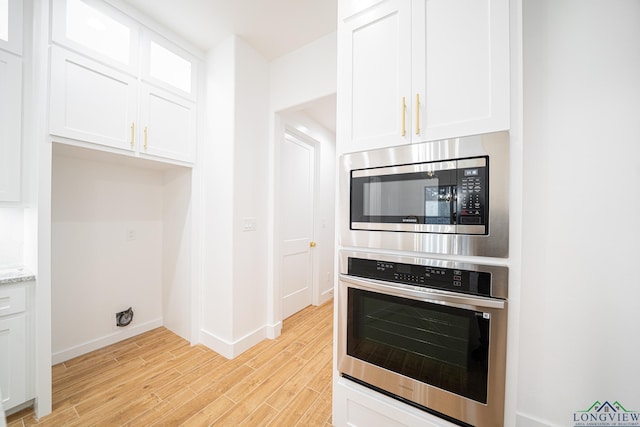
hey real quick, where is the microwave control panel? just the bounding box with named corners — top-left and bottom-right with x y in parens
top-left (348, 257), bottom-right (492, 297)
top-left (457, 166), bottom-right (487, 226)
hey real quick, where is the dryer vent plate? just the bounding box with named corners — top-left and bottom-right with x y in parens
top-left (116, 307), bottom-right (134, 327)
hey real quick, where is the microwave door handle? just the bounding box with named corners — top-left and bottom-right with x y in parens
top-left (339, 274), bottom-right (505, 310)
top-left (452, 186), bottom-right (457, 224)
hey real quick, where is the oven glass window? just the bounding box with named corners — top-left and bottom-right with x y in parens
top-left (347, 288), bottom-right (490, 403)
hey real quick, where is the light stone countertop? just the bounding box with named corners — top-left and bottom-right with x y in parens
top-left (0, 267), bottom-right (36, 285)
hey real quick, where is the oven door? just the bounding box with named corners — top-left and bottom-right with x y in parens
top-left (338, 274), bottom-right (507, 427)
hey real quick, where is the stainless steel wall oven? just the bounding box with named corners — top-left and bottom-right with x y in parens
top-left (340, 132), bottom-right (509, 258)
top-left (338, 251), bottom-right (508, 427)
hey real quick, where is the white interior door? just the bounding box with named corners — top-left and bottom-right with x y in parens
top-left (280, 132), bottom-right (316, 319)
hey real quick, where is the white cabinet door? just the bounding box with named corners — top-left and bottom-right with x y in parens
top-left (138, 84), bottom-right (196, 163)
top-left (0, 51), bottom-right (22, 202)
top-left (49, 46), bottom-right (138, 152)
top-left (141, 31), bottom-right (197, 102)
top-left (337, 0), bottom-right (509, 154)
top-left (339, 0), bottom-right (385, 20)
top-left (413, 0), bottom-right (510, 141)
top-left (0, 315), bottom-right (27, 411)
top-left (51, 0), bottom-right (140, 74)
top-left (338, 0), bottom-right (412, 154)
top-left (0, 0), bottom-right (23, 55)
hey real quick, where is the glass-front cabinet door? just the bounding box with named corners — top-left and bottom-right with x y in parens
top-left (51, 0), bottom-right (140, 73)
top-left (141, 31), bottom-right (197, 101)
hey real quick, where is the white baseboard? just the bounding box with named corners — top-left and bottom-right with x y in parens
top-left (319, 288), bottom-right (334, 305)
top-left (51, 317), bottom-right (163, 365)
top-left (199, 324), bottom-right (270, 359)
top-left (516, 412), bottom-right (555, 427)
top-left (266, 320), bottom-right (282, 339)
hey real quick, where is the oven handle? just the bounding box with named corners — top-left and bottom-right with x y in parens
top-left (340, 274), bottom-right (505, 310)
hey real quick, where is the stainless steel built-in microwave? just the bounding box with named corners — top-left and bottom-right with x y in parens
top-left (340, 132), bottom-right (509, 258)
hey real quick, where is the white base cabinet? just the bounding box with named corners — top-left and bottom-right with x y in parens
top-left (333, 376), bottom-right (459, 427)
top-left (0, 283), bottom-right (33, 412)
top-left (338, 0), bottom-right (509, 154)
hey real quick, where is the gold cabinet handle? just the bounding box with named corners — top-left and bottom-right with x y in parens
top-left (415, 93), bottom-right (420, 135)
top-left (130, 122), bottom-right (135, 148)
top-left (309, 241), bottom-right (317, 248)
top-left (401, 96), bottom-right (407, 137)
top-left (144, 126), bottom-right (148, 150)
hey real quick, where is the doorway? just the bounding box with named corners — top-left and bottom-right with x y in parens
top-left (279, 130), bottom-right (317, 319)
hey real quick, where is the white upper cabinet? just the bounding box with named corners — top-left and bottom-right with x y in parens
top-left (0, 50), bottom-right (22, 202)
top-left (142, 31), bottom-right (197, 102)
top-left (51, 0), bottom-right (139, 74)
top-left (0, 0), bottom-right (23, 202)
top-left (49, 0), bottom-right (199, 164)
top-left (338, 0), bottom-right (509, 154)
top-left (338, 1), bottom-right (412, 152)
top-left (0, 0), bottom-right (23, 55)
top-left (138, 83), bottom-right (196, 163)
top-left (49, 45), bottom-right (138, 152)
top-left (413, 0), bottom-right (509, 141)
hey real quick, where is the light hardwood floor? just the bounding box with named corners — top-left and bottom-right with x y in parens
top-left (8, 301), bottom-right (333, 426)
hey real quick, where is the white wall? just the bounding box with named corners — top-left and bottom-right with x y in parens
top-left (314, 120), bottom-right (336, 304)
top-left (0, 209), bottom-right (24, 268)
top-left (268, 32), bottom-right (337, 329)
top-left (200, 32), bottom-right (334, 358)
top-left (51, 150), bottom-right (166, 362)
top-left (200, 35), bottom-right (270, 358)
top-left (518, 1), bottom-right (640, 425)
top-left (231, 37), bottom-right (269, 341)
top-left (270, 32), bottom-right (337, 113)
top-left (162, 168), bottom-right (192, 340)
top-left (27, 0), bottom-right (52, 416)
top-left (201, 37), bottom-right (235, 346)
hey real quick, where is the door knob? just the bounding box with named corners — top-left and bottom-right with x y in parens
top-left (309, 241), bottom-right (317, 247)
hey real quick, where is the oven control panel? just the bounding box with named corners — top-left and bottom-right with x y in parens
top-left (348, 257), bottom-right (492, 297)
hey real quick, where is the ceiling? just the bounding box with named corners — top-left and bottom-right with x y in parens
top-left (121, 0), bottom-right (338, 132)
top-left (121, 0), bottom-right (338, 60)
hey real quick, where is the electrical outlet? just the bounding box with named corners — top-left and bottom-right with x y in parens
top-left (242, 217), bottom-right (257, 232)
top-left (126, 228), bottom-right (136, 241)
